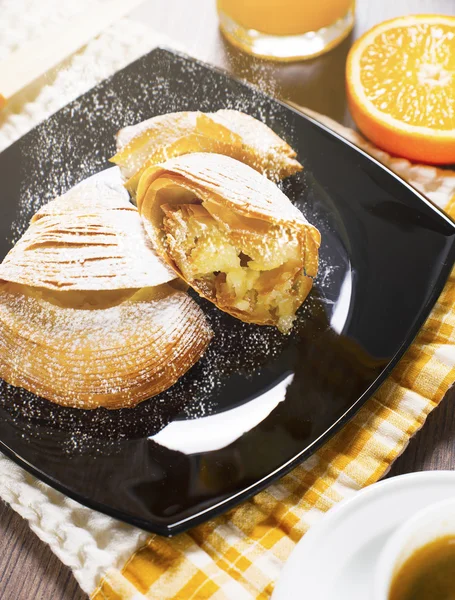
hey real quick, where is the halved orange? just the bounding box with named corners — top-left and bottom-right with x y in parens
top-left (346, 15), bottom-right (455, 164)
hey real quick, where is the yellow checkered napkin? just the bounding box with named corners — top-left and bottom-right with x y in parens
top-left (91, 114), bottom-right (455, 600)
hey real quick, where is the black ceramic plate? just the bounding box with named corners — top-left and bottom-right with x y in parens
top-left (0, 48), bottom-right (454, 536)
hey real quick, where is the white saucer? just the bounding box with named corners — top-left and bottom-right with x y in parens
top-left (272, 471), bottom-right (455, 600)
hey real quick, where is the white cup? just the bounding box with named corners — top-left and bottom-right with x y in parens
top-left (374, 497), bottom-right (455, 599)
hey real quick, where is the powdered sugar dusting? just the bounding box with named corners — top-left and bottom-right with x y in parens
top-left (0, 49), bottom-right (340, 456)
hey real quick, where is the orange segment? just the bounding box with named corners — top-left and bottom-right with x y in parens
top-left (346, 15), bottom-right (455, 164)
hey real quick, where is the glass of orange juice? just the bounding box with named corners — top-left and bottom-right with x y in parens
top-left (217, 0), bottom-right (355, 61)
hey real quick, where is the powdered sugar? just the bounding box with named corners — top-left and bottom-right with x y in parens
top-left (0, 48), bottom-right (338, 456)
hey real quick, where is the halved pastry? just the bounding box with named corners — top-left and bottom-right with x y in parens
top-left (110, 109), bottom-right (302, 196)
top-left (0, 170), bottom-right (212, 409)
top-left (137, 153), bottom-right (321, 334)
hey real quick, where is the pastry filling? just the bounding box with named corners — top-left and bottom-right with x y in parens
top-left (161, 202), bottom-right (309, 333)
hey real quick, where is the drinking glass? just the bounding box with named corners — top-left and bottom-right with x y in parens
top-left (217, 0), bottom-right (355, 61)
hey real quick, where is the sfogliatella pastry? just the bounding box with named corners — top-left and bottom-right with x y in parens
top-left (137, 153), bottom-right (320, 334)
top-left (0, 170), bottom-right (212, 409)
top-left (110, 109), bottom-right (302, 195)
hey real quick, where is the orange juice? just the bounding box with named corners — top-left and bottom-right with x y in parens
top-left (218, 0), bottom-right (353, 36)
top-left (217, 0), bottom-right (355, 61)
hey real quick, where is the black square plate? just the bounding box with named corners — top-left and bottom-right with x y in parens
top-left (0, 48), bottom-right (454, 536)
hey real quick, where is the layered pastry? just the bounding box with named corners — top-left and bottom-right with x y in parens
top-left (0, 171), bottom-right (212, 409)
top-left (110, 109), bottom-right (302, 195)
top-left (137, 153), bottom-right (320, 333)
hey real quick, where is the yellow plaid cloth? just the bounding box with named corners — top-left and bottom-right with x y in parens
top-left (91, 114), bottom-right (455, 600)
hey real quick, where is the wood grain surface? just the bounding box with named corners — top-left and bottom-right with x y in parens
top-left (1, 0), bottom-right (454, 598)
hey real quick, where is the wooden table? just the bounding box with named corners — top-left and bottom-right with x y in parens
top-left (1, 1), bottom-right (454, 598)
